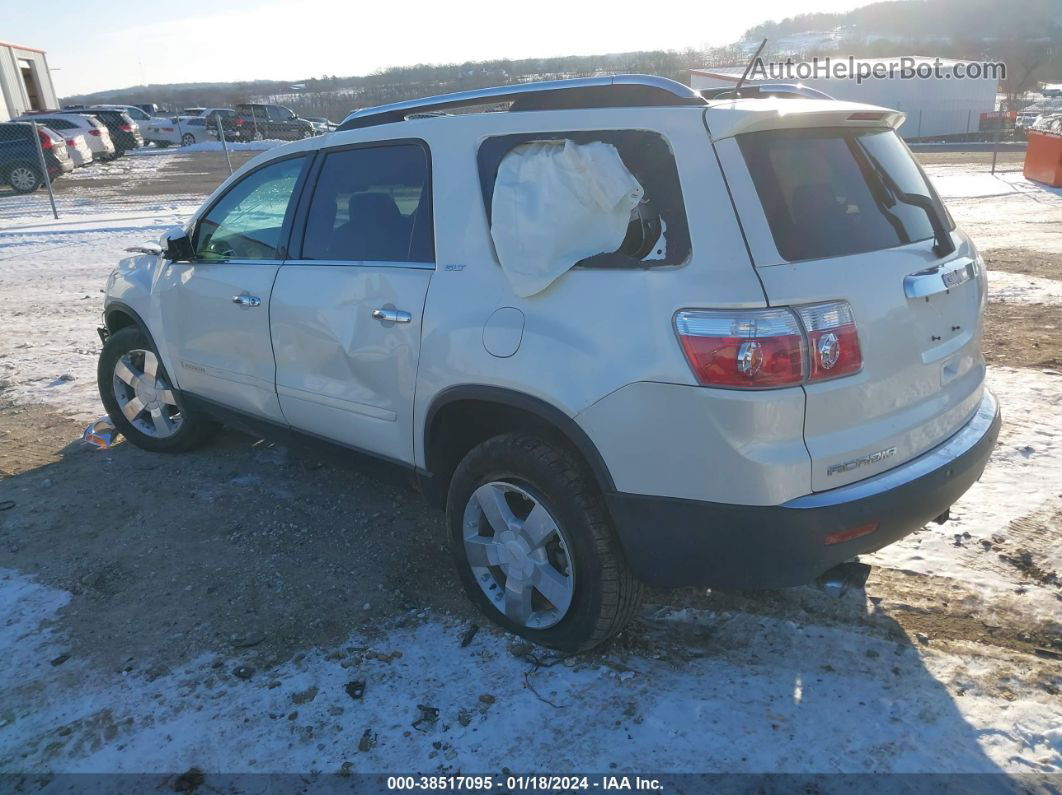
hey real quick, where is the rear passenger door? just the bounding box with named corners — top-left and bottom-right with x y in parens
top-left (271, 140), bottom-right (434, 465)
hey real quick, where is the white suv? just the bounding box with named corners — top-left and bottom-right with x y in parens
top-left (97, 76), bottom-right (1000, 651)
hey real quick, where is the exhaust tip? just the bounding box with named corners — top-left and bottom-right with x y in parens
top-left (815, 561), bottom-right (872, 598)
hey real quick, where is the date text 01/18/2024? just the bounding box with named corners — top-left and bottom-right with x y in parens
top-left (385, 775), bottom-right (664, 791)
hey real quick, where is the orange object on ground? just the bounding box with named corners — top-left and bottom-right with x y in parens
top-left (1024, 130), bottom-right (1062, 187)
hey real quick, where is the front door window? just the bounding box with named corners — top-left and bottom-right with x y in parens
top-left (194, 157), bottom-right (305, 260)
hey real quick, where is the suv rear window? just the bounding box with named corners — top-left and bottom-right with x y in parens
top-left (739, 127), bottom-right (951, 262)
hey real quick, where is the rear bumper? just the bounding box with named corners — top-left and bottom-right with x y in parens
top-left (606, 390), bottom-right (1001, 588)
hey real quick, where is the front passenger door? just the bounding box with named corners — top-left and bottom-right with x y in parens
top-left (158, 154), bottom-right (308, 422)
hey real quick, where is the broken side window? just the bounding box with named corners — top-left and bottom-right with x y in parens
top-left (478, 130), bottom-right (691, 297)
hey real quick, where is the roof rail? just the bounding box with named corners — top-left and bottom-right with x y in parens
top-left (700, 83), bottom-right (834, 101)
top-left (337, 74), bottom-right (706, 131)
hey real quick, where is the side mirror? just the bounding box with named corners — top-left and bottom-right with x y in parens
top-left (163, 231), bottom-right (195, 262)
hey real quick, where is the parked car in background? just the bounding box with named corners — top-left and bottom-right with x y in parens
top-left (134, 103), bottom-right (161, 115)
top-left (193, 108), bottom-right (235, 124)
top-left (14, 112), bottom-right (116, 161)
top-left (61, 132), bottom-right (93, 167)
top-left (0, 122), bottom-right (73, 192)
top-left (305, 116), bottom-right (337, 134)
top-left (90, 105), bottom-right (173, 147)
top-left (176, 116), bottom-right (214, 146)
top-left (60, 109), bottom-right (142, 155)
top-left (223, 103), bottom-right (314, 141)
top-left (145, 116), bottom-right (216, 147)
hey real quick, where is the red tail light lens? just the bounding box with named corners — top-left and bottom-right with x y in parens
top-left (675, 301), bottom-right (861, 390)
top-left (66, 138), bottom-right (76, 147)
top-left (36, 128), bottom-right (53, 150)
top-left (119, 122), bottom-right (133, 132)
top-left (675, 309), bottom-right (806, 388)
top-left (234, 118), bottom-right (244, 126)
top-left (796, 302), bottom-right (863, 381)
top-left (88, 128), bottom-right (101, 136)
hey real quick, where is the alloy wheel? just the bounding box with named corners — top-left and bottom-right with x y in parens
top-left (9, 166), bottom-right (39, 191)
top-left (462, 481), bottom-right (575, 629)
top-left (111, 349), bottom-right (183, 438)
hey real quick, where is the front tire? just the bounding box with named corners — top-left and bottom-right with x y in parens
top-left (97, 326), bottom-right (216, 453)
top-left (447, 432), bottom-right (642, 652)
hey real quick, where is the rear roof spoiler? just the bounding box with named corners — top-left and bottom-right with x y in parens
top-left (700, 83), bottom-right (834, 101)
top-left (705, 99), bottom-right (905, 141)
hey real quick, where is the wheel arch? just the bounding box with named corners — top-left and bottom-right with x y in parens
top-left (422, 385), bottom-right (616, 506)
top-left (103, 302), bottom-right (167, 364)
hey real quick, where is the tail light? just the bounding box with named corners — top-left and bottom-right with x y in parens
top-left (675, 300), bottom-right (862, 389)
top-left (88, 128), bottom-right (101, 136)
top-left (119, 122), bottom-right (134, 132)
top-left (66, 138), bottom-right (76, 147)
top-left (675, 309), bottom-right (806, 388)
top-left (36, 128), bottom-right (53, 150)
top-left (234, 118), bottom-right (244, 126)
top-left (795, 302), bottom-right (862, 381)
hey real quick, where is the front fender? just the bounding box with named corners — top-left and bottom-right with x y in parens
top-left (104, 253), bottom-right (182, 389)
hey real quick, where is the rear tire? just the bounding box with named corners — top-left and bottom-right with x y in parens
top-left (7, 163), bottom-right (42, 193)
top-left (98, 326), bottom-right (216, 453)
top-left (447, 432), bottom-right (642, 652)
top-left (181, 133), bottom-right (195, 146)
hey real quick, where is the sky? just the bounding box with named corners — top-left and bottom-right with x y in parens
top-left (2, 0), bottom-right (875, 96)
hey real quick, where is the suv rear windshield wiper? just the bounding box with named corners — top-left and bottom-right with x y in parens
top-left (858, 146), bottom-right (955, 259)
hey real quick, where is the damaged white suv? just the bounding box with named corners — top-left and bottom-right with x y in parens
top-left (97, 75), bottom-right (1000, 651)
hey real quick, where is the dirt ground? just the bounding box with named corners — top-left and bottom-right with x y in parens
top-left (0, 402), bottom-right (470, 674)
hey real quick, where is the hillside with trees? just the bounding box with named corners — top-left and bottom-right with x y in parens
top-left (61, 0), bottom-right (1060, 120)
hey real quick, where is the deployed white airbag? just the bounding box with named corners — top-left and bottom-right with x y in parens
top-left (490, 140), bottom-right (644, 297)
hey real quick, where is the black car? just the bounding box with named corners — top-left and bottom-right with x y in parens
top-left (0, 122), bottom-right (74, 193)
top-left (224, 103), bottom-right (314, 141)
top-left (59, 109), bottom-right (143, 155)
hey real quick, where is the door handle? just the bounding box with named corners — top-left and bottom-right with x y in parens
top-left (232, 294), bottom-right (262, 308)
top-left (372, 308), bottom-right (411, 323)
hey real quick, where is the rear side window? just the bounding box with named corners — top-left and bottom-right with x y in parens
top-left (300, 143), bottom-right (433, 263)
top-left (739, 127), bottom-right (951, 262)
top-left (478, 130), bottom-right (690, 268)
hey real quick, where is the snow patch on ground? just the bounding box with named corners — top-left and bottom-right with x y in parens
top-left (924, 165), bottom-right (1062, 254)
top-left (929, 169), bottom-right (1062, 201)
top-left (988, 270), bottom-right (1062, 305)
top-left (1, 567), bottom-right (1058, 775)
top-left (868, 367), bottom-right (1062, 608)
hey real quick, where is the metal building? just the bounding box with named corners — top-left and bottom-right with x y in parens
top-left (0, 40), bottom-right (58, 122)
top-left (691, 57), bottom-right (999, 139)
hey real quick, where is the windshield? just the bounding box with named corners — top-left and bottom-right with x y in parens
top-left (739, 127), bottom-right (951, 262)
